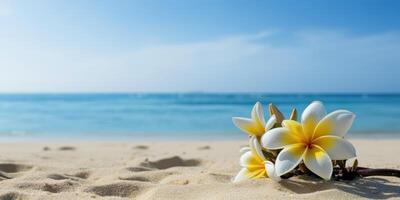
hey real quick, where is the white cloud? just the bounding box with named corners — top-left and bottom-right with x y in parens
top-left (0, 30), bottom-right (400, 92)
top-left (81, 30), bottom-right (400, 92)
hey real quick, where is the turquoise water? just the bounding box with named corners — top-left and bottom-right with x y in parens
top-left (0, 93), bottom-right (399, 139)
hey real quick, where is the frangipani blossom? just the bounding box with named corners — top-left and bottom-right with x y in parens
top-left (232, 102), bottom-right (276, 137)
top-left (233, 136), bottom-right (280, 182)
top-left (261, 101), bottom-right (356, 180)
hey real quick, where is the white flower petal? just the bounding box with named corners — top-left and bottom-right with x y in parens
top-left (275, 144), bottom-right (307, 176)
top-left (232, 168), bottom-right (250, 183)
top-left (239, 149), bottom-right (264, 168)
top-left (265, 115), bottom-right (277, 132)
top-left (252, 102), bottom-right (266, 127)
top-left (239, 147), bottom-right (251, 155)
top-left (232, 117), bottom-right (265, 136)
top-left (232, 167), bottom-right (266, 182)
top-left (239, 151), bottom-right (254, 167)
top-left (301, 101), bottom-right (327, 139)
top-left (261, 127), bottom-right (299, 150)
top-left (313, 136), bottom-right (357, 160)
top-left (304, 145), bottom-right (333, 180)
top-left (281, 120), bottom-right (306, 141)
top-left (232, 117), bottom-right (253, 133)
top-left (265, 161), bottom-right (281, 181)
top-left (250, 136), bottom-right (265, 160)
top-left (314, 110), bottom-right (355, 138)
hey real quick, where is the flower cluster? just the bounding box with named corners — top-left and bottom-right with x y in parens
top-left (232, 101), bottom-right (357, 182)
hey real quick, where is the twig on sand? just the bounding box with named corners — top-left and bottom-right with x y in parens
top-left (280, 167), bottom-right (400, 181)
top-left (333, 167), bottom-right (400, 180)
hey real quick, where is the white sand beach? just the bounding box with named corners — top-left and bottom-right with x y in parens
top-left (0, 139), bottom-right (399, 199)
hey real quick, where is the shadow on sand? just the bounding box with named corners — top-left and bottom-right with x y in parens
top-left (279, 176), bottom-right (400, 199)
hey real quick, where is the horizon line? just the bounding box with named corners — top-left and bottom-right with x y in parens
top-left (0, 92), bottom-right (399, 95)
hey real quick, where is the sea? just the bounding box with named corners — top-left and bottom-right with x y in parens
top-left (0, 93), bottom-right (399, 140)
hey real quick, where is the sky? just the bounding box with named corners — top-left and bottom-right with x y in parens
top-left (0, 0), bottom-right (400, 93)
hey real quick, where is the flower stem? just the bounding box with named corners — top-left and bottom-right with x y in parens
top-left (333, 166), bottom-right (400, 180)
top-left (356, 167), bottom-right (400, 178)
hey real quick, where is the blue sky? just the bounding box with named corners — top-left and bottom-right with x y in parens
top-left (1, 0), bottom-right (400, 93)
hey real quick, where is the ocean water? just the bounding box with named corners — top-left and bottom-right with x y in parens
top-left (0, 93), bottom-right (399, 140)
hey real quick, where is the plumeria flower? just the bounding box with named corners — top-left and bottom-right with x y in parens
top-left (233, 136), bottom-right (281, 182)
top-left (261, 101), bottom-right (356, 180)
top-left (232, 102), bottom-right (277, 137)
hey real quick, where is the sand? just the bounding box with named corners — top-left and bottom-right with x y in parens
top-left (0, 139), bottom-right (399, 199)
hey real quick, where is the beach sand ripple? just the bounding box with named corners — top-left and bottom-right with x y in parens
top-left (0, 140), bottom-right (398, 199)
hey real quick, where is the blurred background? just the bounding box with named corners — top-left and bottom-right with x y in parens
top-left (0, 0), bottom-right (400, 139)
